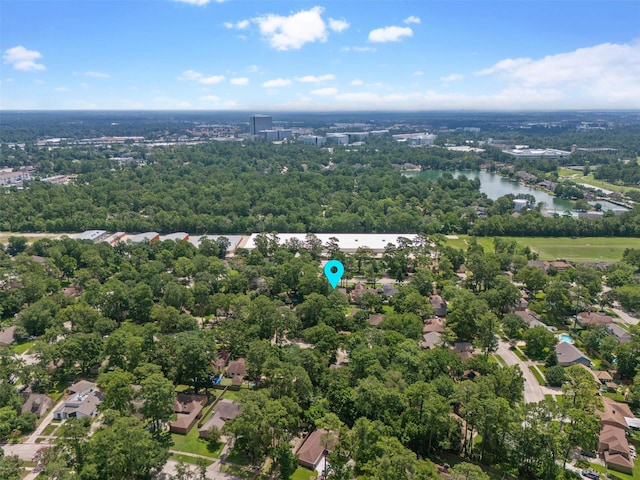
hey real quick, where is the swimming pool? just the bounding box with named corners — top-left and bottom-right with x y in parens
top-left (558, 333), bottom-right (574, 344)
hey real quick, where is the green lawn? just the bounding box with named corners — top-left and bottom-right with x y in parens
top-left (444, 235), bottom-right (640, 263)
top-left (11, 340), bottom-right (36, 355)
top-left (222, 390), bottom-right (240, 401)
top-left (558, 168), bottom-right (640, 194)
top-left (528, 366), bottom-right (546, 386)
top-left (170, 413), bottom-right (223, 458)
top-left (41, 424), bottom-right (58, 436)
top-left (170, 453), bottom-right (214, 466)
top-left (603, 391), bottom-right (627, 403)
top-left (513, 347), bottom-right (528, 362)
top-left (589, 459), bottom-right (640, 480)
top-left (292, 467), bottom-right (318, 480)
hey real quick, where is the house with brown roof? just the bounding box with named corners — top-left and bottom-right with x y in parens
top-left (350, 282), bottom-right (378, 304)
top-left (423, 317), bottom-right (445, 334)
top-left (296, 429), bottom-right (337, 472)
top-left (198, 399), bottom-right (240, 438)
top-left (599, 424), bottom-right (634, 474)
top-left (169, 394), bottom-right (208, 435)
top-left (368, 314), bottom-right (384, 327)
top-left (451, 342), bottom-right (475, 362)
top-left (226, 358), bottom-right (246, 383)
top-left (597, 397), bottom-right (635, 431)
top-left (21, 393), bottom-right (53, 418)
top-left (577, 312), bottom-right (614, 328)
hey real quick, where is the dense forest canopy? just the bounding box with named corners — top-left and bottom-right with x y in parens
top-left (2, 136), bottom-right (640, 236)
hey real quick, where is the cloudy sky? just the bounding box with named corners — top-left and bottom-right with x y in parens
top-left (1, 0), bottom-right (639, 110)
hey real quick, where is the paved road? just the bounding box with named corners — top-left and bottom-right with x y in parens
top-left (496, 339), bottom-right (544, 403)
top-left (612, 306), bottom-right (639, 326)
top-left (495, 338), bottom-right (561, 404)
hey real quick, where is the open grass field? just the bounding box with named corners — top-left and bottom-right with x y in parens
top-left (444, 235), bottom-right (640, 263)
top-left (292, 467), bottom-right (318, 480)
top-left (558, 168), bottom-right (640, 194)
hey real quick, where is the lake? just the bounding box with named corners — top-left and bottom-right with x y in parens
top-left (403, 170), bottom-right (576, 212)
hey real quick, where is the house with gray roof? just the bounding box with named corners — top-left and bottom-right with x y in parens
top-left (198, 399), bottom-right (240, 438)
top-left (607, 324), bottom-right (631, 344)
top-left (555, 342), bottom-right (591, 367)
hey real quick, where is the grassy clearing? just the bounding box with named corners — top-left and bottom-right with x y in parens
top-left (170, 453), bottom-right (214, 466)
top-left (559, 169), bottom-right (640, 194)
top-left (292, 467), bottom-right (318, 480)
top-left (444, 235), bottom-right (640, 263)
top-left (528, 366), bottom-right (546, 386)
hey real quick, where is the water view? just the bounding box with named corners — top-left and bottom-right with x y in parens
top-left (404, 170), bottom-right (576, 212)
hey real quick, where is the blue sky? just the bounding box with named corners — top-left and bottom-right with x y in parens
top-left (1, 0), bottom-right (639, 110)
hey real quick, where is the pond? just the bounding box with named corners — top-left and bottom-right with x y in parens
top-left (403, 170), bottom-right (576, 212)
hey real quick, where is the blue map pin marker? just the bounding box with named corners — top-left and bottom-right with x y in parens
top-left (324, 260), bottom-right (344, 289)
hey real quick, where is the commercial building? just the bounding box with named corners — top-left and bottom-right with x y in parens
top-left (250, 115), bottom-right (272, 135)
top-left (244, 233), bottom-right (427, 255)
top-left (298, 135), bottom-right (327, 146)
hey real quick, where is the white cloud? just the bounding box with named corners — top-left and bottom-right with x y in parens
top-left (441, 73), bottom-right (464, 82)
top-left (368, 26), bottom-right (413, 43)
top-left (412, 71), bottom-right (424, 77)
top-left (230, 77), bottom-right (249, 86)
top-left (351, 79), bottom-right (364, 86)
top-left (199, 95), bottom-right (220, 102)
top-left (295, 74), bottom-right (335, 83)
top-left (474, 41), bottom-right (640, 105)
top-left (328, 18), bottom-right (350, 32)
top-left (341, 46), bottom-right (376, 53)
top-left (253, 6), bottom-right (328, 50)
top-left (247, 65), bottom-right (260, 73)
top-left (174, 0), bottom-right (217, 6)
top-left (225, 19), bottom-right (249, 29)
top-left (3, 45), bottom-right (45, 71)
top-left (54, 87), bottom-right (70, 92)
top-left (84, 71), bottom-right (111, 78)
top-left (177, 69), bottom-right (225, 84)
top-left (199, 75), bottom-right (225, 84)
top-left (262, 78), bottom-right (291, 88)
top-left (404, 16), bottom-right (421, 24)
top-left (311, 87), bottom-right (338, 96)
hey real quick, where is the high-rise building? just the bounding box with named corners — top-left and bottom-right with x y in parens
top-left (250, 114), bottom-right (272, 135)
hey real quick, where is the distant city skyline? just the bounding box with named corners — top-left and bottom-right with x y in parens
top-left (1, 0), bottom-right (639, 111)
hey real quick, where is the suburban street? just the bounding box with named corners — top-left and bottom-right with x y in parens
top-left (495, 338), bottom-right (560, 404)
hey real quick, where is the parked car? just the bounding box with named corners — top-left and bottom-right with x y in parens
top-left (581, 450), bottom-right (597, 458)
top-left (582, 470), bottom-right (600, 479)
